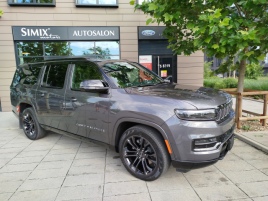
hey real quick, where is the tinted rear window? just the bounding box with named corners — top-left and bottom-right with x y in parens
top-left (42, 62), bottom-right (68, 89)
top-left (11, 64), bottom-right (43, 87)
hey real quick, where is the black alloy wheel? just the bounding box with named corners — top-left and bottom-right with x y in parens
top-left (123, 135), bottom-right (157, 175)
top-left (23, 112), bottom-right (36, 137)
top-left (22, 108), bottom-right (46, 140)
top-left (119, 125), bottom-right (170, 181)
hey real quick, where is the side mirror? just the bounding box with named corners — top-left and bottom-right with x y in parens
top-left (80, 80), bottom-right (109, 93)
top-left (163, 79), bottom-right (170, 83)
top-left (164, 75), bottom-right (173, 83)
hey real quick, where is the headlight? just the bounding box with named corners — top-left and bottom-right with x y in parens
top-left (174, 109), bottom-right (216, 121)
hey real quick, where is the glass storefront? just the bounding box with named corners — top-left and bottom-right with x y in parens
top-left (16, 41), bottom-right (120, 65)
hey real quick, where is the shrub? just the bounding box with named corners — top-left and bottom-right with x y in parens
top-left (245, 63), bottom-right (264, 80)
top-left (204, 77), bottom-right (220, 88)
top-left (204, 77), bottom-right (237, 89)
top-left (222, 78), bottom-right (238, 88)
top-left (214, 80), bottom-right (226, 89)
top-left (204, 61), bottom-right (214, 78)
top-left (244, 77), bottom-right (268, 91)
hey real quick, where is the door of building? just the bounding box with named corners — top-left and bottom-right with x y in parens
top-left (153, 55), bottom-right (174, 81)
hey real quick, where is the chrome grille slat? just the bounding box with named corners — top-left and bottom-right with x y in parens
top-left (216, 100), bottom-right (232, 123)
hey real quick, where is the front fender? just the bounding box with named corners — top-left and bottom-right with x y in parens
top-left (111, 117), bottom-right (176, 160)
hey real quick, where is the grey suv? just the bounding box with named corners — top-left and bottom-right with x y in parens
top-left (10, 57), bottom-right (235, 181)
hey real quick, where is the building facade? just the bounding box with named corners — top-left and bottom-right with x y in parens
top-left (0, 0), bottom-right (204, 112)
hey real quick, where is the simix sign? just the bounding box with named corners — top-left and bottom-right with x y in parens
top-left (12, 26), bottom-right (120, 41)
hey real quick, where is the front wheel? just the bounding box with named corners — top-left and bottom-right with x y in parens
top-left (119, 125), bottom-right (170, 181)
top-left (22, 108), bottom-right (46, 140)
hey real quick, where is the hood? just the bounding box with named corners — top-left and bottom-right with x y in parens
top-left (124, 83), bottom-right (232, 109)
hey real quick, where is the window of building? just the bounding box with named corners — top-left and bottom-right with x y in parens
top-left (76, 0), bottom-right (118, 7)
top-left (16, 41), bottom-right (120, 65)
top-left (8, 0), bottom-right (55, 6)
top-left (137, 0), bottom-right (151, 4)
top-left (42, 63), bottom-right (68, 88)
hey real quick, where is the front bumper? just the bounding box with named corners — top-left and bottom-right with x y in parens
top-left (162, 110), bottom-right (235, 165)
top-left (171, 134), bottom-right (234, 169)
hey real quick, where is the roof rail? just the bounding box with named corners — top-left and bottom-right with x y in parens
top-left (44, 55), bottom-right (109, 61)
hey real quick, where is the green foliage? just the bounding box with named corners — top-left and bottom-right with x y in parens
top-left (133, 0), bottom-right (268, 62)
top-left (132, 0), bottom-right (268, 91)
top-left (244, 77), bottom-right (268, 91)
top-left (204, 77), bottom-right (219, 88)
top-left (0, 10), bottom-right (3, 17)
top-left (205, 77), bottom-right (238, 89)
top-left (215, 58), bottom-right (239, 75)
top-left (245, 63), bottom-right (264, 79)
top-left (242, 124), bottom-right (251, 131)
top-left (204, 76), bottom-right (268, 90)
top-left (214, 80), bottom-right (227, 89)
top-left (204, 61), bottom-right (214, 78)
top-left (223, 78), bottom-right (238, 88)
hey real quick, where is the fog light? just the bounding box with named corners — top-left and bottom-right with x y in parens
top-left (194, 137), bottom-right (217, 145)
top-left (193, 137), bottom-right (220, 151)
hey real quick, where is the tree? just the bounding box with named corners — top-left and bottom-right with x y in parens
top-left (130, 0), bottom-right (268, 93)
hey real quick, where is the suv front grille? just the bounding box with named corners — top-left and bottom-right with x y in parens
top-left (215, 100), bottom-right (233, 123)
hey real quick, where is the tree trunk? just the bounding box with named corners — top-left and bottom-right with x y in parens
top-left (237, 59), bottom-right (246, 93)
top-left (235, 59), bottom-right (247, 124)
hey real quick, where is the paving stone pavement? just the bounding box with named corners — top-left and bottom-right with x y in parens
top-left (0, 113), bottom-right (268, 201)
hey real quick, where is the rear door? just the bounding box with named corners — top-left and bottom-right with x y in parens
top-left (35, 62), bottom-right (69, 128)
top-left (64, 61), bottom-right (111, 143)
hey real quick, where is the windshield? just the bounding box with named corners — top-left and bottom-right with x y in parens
top-left (102, 62), bottom-right (164, 88)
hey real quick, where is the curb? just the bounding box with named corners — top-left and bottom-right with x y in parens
top-left (235, 132), bottom-right (268, 154)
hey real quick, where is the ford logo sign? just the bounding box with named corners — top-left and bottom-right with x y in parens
top-left (142, 30), bottom-right (155, 36)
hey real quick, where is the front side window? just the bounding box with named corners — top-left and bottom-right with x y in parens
top-left (42, 63), bottom-right (68, 88)
top-left (102, 62), bottom-right (163, 88)
top-left (76, 0), bottom-right (118, 7)
top-left (71, 61), bottom-right (103, 90)
top-left (8, 0), bottom-right (55, 6)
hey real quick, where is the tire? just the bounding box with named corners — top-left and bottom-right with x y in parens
top-left (22, 108), bottom-right (46, 140)
top-left (119, 125), bottom-right (170, 181)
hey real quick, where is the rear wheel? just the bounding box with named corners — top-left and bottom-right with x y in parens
top-left (22, 108), bottom-right (46, 140)
top-left (119, 125), bottom-right (170, 181)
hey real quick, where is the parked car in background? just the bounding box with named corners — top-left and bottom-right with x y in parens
top-left (10, 57), bottom-right (235, 181)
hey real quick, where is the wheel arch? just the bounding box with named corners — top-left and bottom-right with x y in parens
top-left (113, 118), bottom-right (170, 153)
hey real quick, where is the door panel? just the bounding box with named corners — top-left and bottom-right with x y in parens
top-left (64, 61), bottom-right (110, 143)
top-left (35, 62), bottom-right (69, 128)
